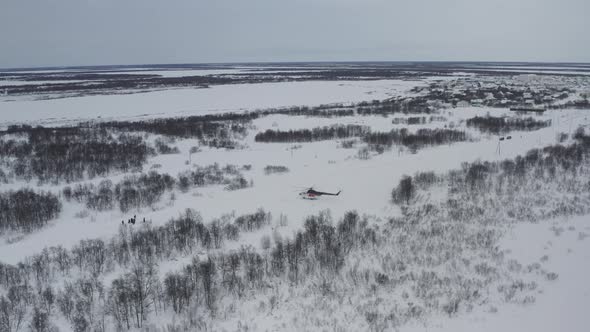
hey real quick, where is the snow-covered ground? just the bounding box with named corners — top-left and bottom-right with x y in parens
top-left (406, 214), bottom-right (590, 332)
top-left (2, 107), bottom-right (589, 263)
top-left (0, 79), bottom-right (422, 127)
top-left (1, 69), bottom-right (589, 331)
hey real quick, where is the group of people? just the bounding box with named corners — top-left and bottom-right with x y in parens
top-left (121, 215), bottom-right (146, 225)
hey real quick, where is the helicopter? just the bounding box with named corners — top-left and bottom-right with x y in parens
top-left (298, 187), bottom-right (341, 200)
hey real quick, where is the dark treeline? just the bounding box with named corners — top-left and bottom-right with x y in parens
top-left (291, 108), bottom-right (354, 117)
top-left (258, 98), bottom-right (434, 118)
top-left (466, 116), bottom-right (551, 134)
top-left (0, 189), bottom-right (61, 233)
top-left (391, 116), bottom-right (427, 125)
top-left (255, 124), bottom-right (370, 143)
top-left (264, 165), bottom-right (289, 175)
top-left (2, 75), bottom-right (237, 96)
top-left (254, 125), bottom-right (466, 151)
top-left (264, 105), bottom-right (356, 118)
top-left (364, 128), bottom-right (467, 149)
top-left (356, 98), bottom-right (435, 116)
top-left (100, 114), bottom-right (362, 147)
top-left (248, 98), bottom-right (433, 119)
top-left (281, 98), bottom-right (437, 118)
top-left (0, 127), bottom-right (153, 184)
top-left (96, 114), bottom-right (254, 150)
top-left (97, 114), bottom-right (253, 145)
top-left (64, 165), bottom-right (251, 213)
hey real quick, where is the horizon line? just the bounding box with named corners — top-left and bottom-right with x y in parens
top-left (2, 60), bottom-right (590, 72)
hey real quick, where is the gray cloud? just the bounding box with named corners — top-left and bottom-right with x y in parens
top-left (1, 0), bottom-right (588, 68)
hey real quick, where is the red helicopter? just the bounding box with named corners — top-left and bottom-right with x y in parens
top-left (298, 187), bottom-right (341, 200)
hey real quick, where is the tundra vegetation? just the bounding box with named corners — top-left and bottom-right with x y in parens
top-left (1, 129), bottom-right (588, 331)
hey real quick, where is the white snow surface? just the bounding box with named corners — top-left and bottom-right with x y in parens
top-left (405, 214), bottom-right (590, 332)
top-left (0, 79), bottom-right (421, 127)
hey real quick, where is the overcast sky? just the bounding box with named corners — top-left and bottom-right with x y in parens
top-left (1, 0), bottom-right (589, 68)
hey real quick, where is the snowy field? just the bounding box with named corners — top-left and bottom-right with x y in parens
top-left (0, 79), bottom-right (422, 127)
top-left (2, 107), bottom-right (589, 263)
top-left (405, 214), bottom-right (590, 332)
top-left (0, 66), bottom-right (589, 331)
